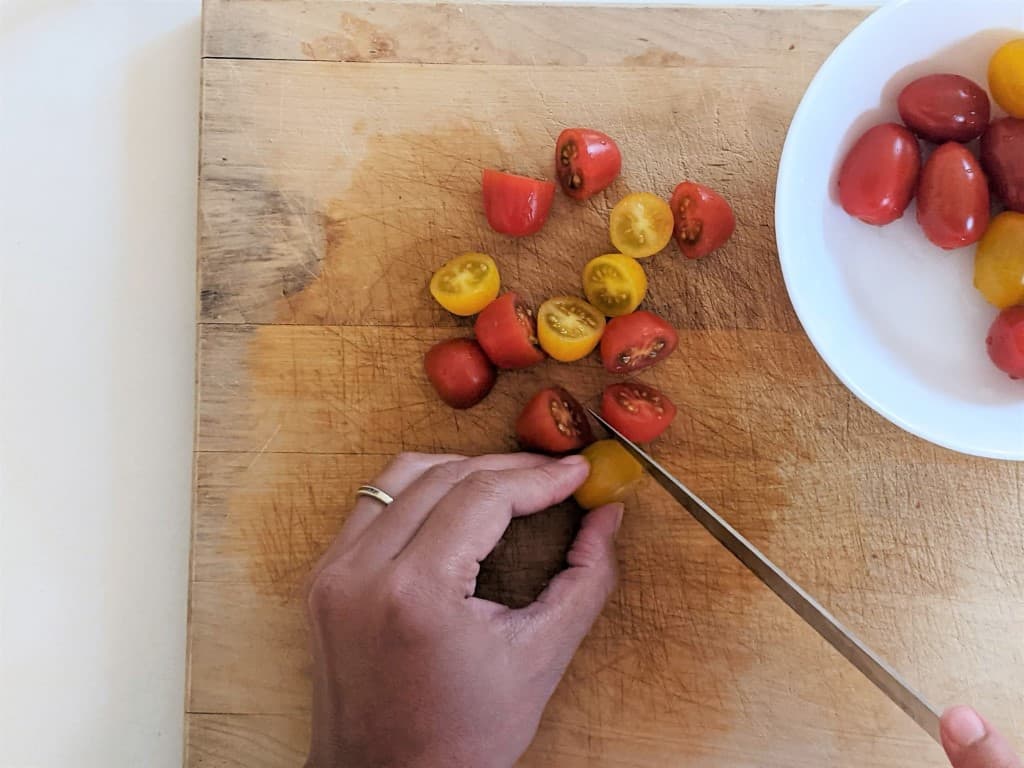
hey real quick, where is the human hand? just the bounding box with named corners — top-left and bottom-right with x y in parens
top-left (941, 706), bottom-right (1021, 768)
top-left (304, 451), bottom-right (622, 768)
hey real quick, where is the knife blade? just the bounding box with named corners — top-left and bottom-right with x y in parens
top-left (587, 408), bottom-right (942, 743)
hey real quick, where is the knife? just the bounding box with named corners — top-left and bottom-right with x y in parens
top-left (587, 408), bottom-right (942, 744)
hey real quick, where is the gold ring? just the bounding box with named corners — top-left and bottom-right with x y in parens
top-left (355, 484), bottom-right (395, 506)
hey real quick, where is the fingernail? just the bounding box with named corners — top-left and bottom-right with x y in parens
top-left (943, 706), bottom-right (987, 748)
top-left (558, 454), bottom-right (588, 468)
top-left (612, 503), bottom-right (625, 537)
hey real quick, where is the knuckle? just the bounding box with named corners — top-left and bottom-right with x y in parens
top-left (422, 460), bottom-right (466, 488)
top-left (379, 567), bottom-right (436, 639)
top-left (306, 567), bottom-right (350, 619)
top-left (462, 469), bottom-right (505, 501)
top-left (386, 451), bottom-right (426, 474)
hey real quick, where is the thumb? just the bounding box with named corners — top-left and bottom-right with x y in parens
top-left (941, 706), bottom-right (1021, 768)
top-left (513, 503), bottom-right (622, 665)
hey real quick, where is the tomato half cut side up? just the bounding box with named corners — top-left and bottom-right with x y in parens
top-left (474, 292), bottom-right (545, 369)
top-left (600, 310), bottom-right (679, 374)
top-left (601, 381), bottom-right (677, 443)
top-left (609, 192), bottom-right (674, 259)
top-left (555, 128), bottom-right (622, 201)
top-left (582, 253), bottom-right (647, 317)
top-left (669, 182), bottom-right (736, 260)
top-left (515, 386), bottom-right (594, 454)
top-left (537, 296), bottom-right (607, 362)
top-left (481, 169), bottom-right (556, 236)
top-left (429, 252), bottom-right (501, 316)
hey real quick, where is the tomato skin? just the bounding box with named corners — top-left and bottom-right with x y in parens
top-left (988, 39), bottom-right (1024, 118)
top-left (897, 74), bottom-right (990, 144)
top-left (974, 212), bottom-right (1024, 309)
top-left (981, 118), bottom-right (1024, 213)
top-left (556, 128), bottom-right (622, 201)
top-left (423, 338), bottom-right (496, 409)
top-left (474, 293), bottom-right (545, 369)
top-left (669, 182), bottom-right (736, 259)
top-left (481, 169), bottom-right (556, 236)
top-left (916, 142), bottom-right (990, 250)
top-left (986, 307), bottom-right (1024, 380)
top-left (600, 381), bottom-right (676, 443)
top-left (600, 311), bottom-right (678, 374)
top-left (515, 386), bottom-right (594, 454)
top-left (573, 440), bottom-right (643, 510)
top-left (838, 123), bottom-right (921, 226)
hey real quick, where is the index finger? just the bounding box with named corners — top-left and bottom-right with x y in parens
top-left (400, 455), bottom-right (591, 593)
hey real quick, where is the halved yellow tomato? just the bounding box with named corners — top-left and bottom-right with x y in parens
top-left (537, 296), bottom-right (606, 362)
top-left (582, 253), bottom-right (647, 317)
top-left (974, 212), bottom-right (1024, 309)
top-left (989, 39), bottom-right (1024, 118)
top-left (429, 253), bottom-right (500, 316)
top-left (573, 439), bottom-right (643, 510)
top-left (609, 192), bottom-right (673, 259)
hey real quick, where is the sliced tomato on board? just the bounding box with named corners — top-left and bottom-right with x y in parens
top-left (600, 381), bottom-right (676, 443)
top-left (600, 310), bottom-right (678, 374)
top-left (555, 128), bottom-right (621, 201)
top-left (515, 386), bottom-right (593, 454)
top-left (537, 296), bottom-right (606, 362)
top-left (481, 169), bottom-right (555, 236)
top-left (669, 182), bottom-right (736, 260)
top-left (474, 292), bottom-right (545, 369)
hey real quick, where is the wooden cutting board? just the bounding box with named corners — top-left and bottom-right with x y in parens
top-left (188, 2), bottom-right (1024, 765)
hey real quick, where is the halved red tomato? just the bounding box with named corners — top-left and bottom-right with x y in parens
top-left (600, 311), bottom-right (678, 374)
top-left (481, 169), bottom-right (555, 236)
top-left (601, 381), bottom-right (676, 443)
top-left (669, 182), bottom-right (736, 260)
top-left (555, 128), bottom-right (621, 201)
top-left (474, 292), bottom-right (545, 369)
top-left (515, 386), bottom-right (593, 454)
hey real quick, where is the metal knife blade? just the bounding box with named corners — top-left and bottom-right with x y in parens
top-left (587, 409), bottom-right (942, 743)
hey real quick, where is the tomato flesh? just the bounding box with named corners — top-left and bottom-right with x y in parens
top-left (897, 74), bottom-right (990, 144)
top-left (609, 192), bottom-right (674, 258)
top-left (838, 123), bottom-right (921, 226)
top-left (669, 182), bottom-right (736, 259)
top-left (987, 307), bottom-right (1024, 380)
top-left (474, 292), bottom-right (545, 369)
top-left (601, 381), bottom-right (676, 443)
top-left (423, 338), bottom-right (496, 409)
top-left (555, 128), bottom-right (622, 201)
top-left (582, 253), bottom-right (647, 317)
top-left (974, 212), bottom-right (1024, 309)
top-left (515, 386), bottom-right (593, 454)
top-left (981, 118), bottom-right (1024, 213)
top-left (916, 142), bottom-right (989, 250)
top-left (481, 169), bottom-right (555, 236)
top-left (429, 252), bottom-right (500, 316)
top-left (573, 440), bottom-right (643, 510)
top-left (537, 296), bottom-right (606, 362)
top-left (600, 310), bottom-right (678, 374)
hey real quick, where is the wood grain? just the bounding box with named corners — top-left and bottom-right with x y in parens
top-left (190, 2), bottom-right (1024, 766)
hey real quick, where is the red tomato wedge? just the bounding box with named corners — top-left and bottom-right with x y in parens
top-left (481, 169), bottom-right (555, 236)
top-left (515, 386), bottom-right (593, 454)
top-left (601, 381), bottom-right (677, 443)
top-left (600, 311), bottom-right (678, 374)
top-left (474, 292), bottom-right (545, 369)
top-left (838, 123), bottom-right (921, 226)
top-left (555, 128), bottom-right (622, 200)
top-left (669, 181), bottom-right (736, 259)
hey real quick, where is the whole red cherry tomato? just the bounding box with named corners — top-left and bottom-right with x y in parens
top-left (600, 381), bottom-right (677, 443)
top-left (917, 142), bottom-right (990, 250)
top-left (555, 128), bottom-right (621, 201)
top-left (600, 310), bottom-right (678, 374)
top-left (981, 117), bottom-right (1024, 213)
top-left (897, 74), bottom-right (990, 144)
top-left (838, 123), bottom-right (921, 226)
top-left (481, 169), bottom-right (555, 236)
top-left (986, 306), bottom-right (1024, 379)
top-left (423, 338), bottom-right (496, 409)
top-left (474, 292), bottom-right (545, 369)
top-left (669, 181), bottom-right (736, 259)
top-left (515, 386), bottom-right (593, 454)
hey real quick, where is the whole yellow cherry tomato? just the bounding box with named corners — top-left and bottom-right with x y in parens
top-left (429, 252), bottom-right (500, 316)
top-left (574, 439), bottom-right (643, 510)
top-left (609, 192), bottom-right (674, 259)
top-left (582, 253), bottom-right (648, 317)
top-left (989, 39), bottom-right (1024, 118)
top-left (974, 212), bottom-right (1024, 309)
top-left (537, 296), bottom-right (606, 362)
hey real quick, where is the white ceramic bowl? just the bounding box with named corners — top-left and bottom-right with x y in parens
top-left (776, 0), bottom-right (1024, 460)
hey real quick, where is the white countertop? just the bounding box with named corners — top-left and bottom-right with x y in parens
top-left (0, 1), bottom-right (881, 765)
